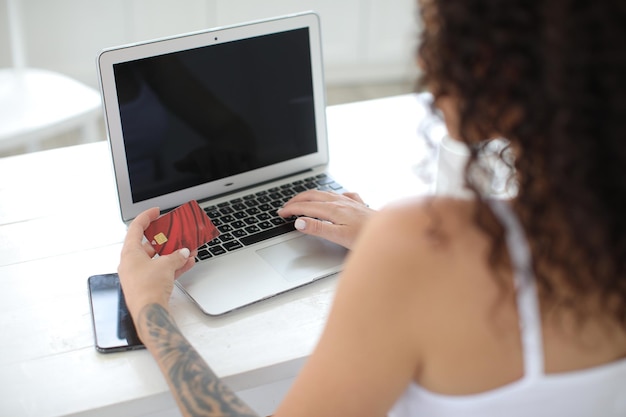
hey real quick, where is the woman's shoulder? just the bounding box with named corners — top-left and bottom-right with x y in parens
top-left (341, 197), bottom-right (517, 377)
top-left (348, 195), bottom-right (510, 312)
top-left (367, 196), bottom-right (494, 250)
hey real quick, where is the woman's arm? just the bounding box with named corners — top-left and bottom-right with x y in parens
top-left (118, 208), bottom-right (258, 417)
top-left (136, 303), bottom-right (258, 417)
top-left (273, 197), bottom-right (439, 417)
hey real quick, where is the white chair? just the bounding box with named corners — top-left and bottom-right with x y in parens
top-left (0, 68), bottom-right (102, 153)
top-left (0, 0), bottom-right (102, 154)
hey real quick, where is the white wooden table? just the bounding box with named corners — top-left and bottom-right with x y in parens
top-left (0, 94), bottom-right (443, 417)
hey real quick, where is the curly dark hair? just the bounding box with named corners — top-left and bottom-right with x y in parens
top-left (419, 0), bottom-right (626, 327)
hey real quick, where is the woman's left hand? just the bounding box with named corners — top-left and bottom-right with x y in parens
top-left (117, 207), bottom-right (197, 320)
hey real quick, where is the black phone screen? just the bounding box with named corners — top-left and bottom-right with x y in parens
top-left (87, 273), bottom-right (144, 353)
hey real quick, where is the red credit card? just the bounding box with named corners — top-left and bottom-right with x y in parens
top-left (144, 200), bottom-right (219, 256)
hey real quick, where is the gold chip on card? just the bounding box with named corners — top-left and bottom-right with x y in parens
top-left (153, 232), bottom-right (168, 245)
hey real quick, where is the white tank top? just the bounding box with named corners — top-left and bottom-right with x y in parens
top-left (388, 200), bottom-right (626, 417)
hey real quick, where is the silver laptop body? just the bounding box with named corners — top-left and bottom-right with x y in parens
top-left (98, 12), bottom-right (347, 316)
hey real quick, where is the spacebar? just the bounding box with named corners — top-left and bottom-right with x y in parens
top-left (240, 221), bottom-right (295, 246)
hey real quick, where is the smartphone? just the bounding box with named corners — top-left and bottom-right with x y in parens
top-left (87, 273), bottom-right (145, 353)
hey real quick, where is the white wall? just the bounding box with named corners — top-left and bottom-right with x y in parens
top-left (0, 0), bottom-right (420, 89)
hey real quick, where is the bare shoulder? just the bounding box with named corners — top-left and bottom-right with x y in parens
top-left (343, 195), bottom-right (513, 350)
top-left (293, 196), bottom-right (518, 409)
top-left (344, 195), bottom-right (502, 302)
top-left (276, 198), bottom-right (505, 416)
top-left (348, 196), bottom-right (520, 388)
top-left (361, 196), bottom-right (493, 257)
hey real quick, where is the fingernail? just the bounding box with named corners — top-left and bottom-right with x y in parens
top-left (295, 218), bottom-right (306, 230)
top-left (179, 248), bottom-right (190, 258)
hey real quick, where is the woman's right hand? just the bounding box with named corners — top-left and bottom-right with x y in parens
top-left (277, 190), bottom-right (375, 249)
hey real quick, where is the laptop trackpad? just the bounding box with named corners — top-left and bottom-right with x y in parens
top-left (256, 235), bottom-right (347, 282)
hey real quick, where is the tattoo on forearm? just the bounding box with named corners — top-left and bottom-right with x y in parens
top-left (138, 304), bottom-right (258, 417)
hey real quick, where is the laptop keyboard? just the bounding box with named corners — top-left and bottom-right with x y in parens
top-left (195, 173), bottom-right (345, 262)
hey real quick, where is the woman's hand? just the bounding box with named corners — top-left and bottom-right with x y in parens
top-left (117, 207), bottom-right (197, 320)
top-left (278, 190), bottom-right (375, 249)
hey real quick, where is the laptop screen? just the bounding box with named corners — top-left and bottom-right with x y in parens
top-left (113, 28), bottom-right (317, 203)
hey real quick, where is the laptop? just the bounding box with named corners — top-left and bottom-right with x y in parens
top-left (97, 12), bottom-right (348, 316)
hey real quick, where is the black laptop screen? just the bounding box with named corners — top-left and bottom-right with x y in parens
top-left (113, 28), bottom-right (317, 203)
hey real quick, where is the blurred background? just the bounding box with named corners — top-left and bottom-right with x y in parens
top-left (0, 0), bottom-right (420, 157)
